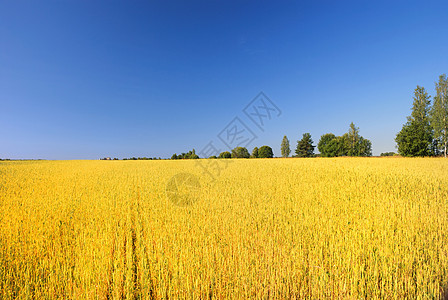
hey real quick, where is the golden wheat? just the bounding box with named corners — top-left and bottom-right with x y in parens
top-left (0, 158), bottom-right (447, 298)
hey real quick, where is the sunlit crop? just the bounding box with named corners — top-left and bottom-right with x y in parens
top-left (1, 158), bottom-right (447, 298)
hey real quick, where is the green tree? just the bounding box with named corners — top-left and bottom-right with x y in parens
top-left (188, 149), bottom-right (199, 159)
top-left (295, 133), bottom-right (315, 157)
top-left (172, 149), bottom-right (199, 159)
top-left (318, 133), bottom-right (336, 157)
top-left (396, 86), bottom-right (433, 157)
top-left (347, 122), bottom-right (360, 156)
top-left (344, 123), bottom-right (372, 156)
top-left (358, 137), bottom-right (372, 157)
top-left (326, 136), bottom-right (348, 157)
top-left (396, 121), bottom-right (433, 157)
top-left (317, 128), bottom-right (371, 157)
top-left (280, 135), bottom-right (291, 158)
top-left (218, 151), bottom-right (231, 159)
top-left (380, 152), bottom-right (396, 156)
top-left (430, 74), bottom-right (448, 157)
top-left (258, 146), bottom-right (274, 158)
top-left (231, 147), bottom-right (250, 158)
top-left (251, 147), bottom-right (259, 158)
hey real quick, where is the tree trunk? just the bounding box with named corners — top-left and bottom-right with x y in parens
top-left (445, 141), bottom-right (447, 158)
top-left (443, 128), bottom-right (447, 158)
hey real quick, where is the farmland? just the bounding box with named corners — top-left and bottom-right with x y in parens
top-left (0, 158), bottom-right (447, 298)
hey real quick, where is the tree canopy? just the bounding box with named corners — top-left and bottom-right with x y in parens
top-left (171, 149), bottom-right (199, 159)
top-left (318, 124), bottom-right (372, 157)
top-left (281, 135), bottom-right (291, 158)
top-left (251, 147), bottom-right (259, 158)
top-left (295, 133), bottom-right (315, 157)
top-left (218, 151), bottom-right (231, 159)
top-left (396, 86), bottom-right (433, 157)
top-left (231, 147), bottom-right (250, 158)
top-left (430, 74), bottom-right (448, 157)
top-left (258, 146), bottom-right (274, 158)
top-left (317, 133), bottom-right (336, 157)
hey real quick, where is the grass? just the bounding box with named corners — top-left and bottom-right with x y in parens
top-left (0, 158), bottom-right (447, 298)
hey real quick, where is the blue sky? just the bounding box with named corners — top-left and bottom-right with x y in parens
top-left (1, 0), bottom-right (448, 159)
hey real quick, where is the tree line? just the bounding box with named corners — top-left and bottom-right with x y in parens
top-left (166, 122), bottom-right (372, 160)
top-left (171, 149), bottom-right (199, 159)
top-left (279, 122), bottom-right (372, 158)
top-left (396, 74), bottom-right (448, 157)
top-left (123, 157), bottom-right (162, 160)
top-left (166, 74), bottom-right (448, 160)
top-left (108, 75), bottom-right (448, 161)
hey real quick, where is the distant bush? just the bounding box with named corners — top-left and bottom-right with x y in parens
top-left (231, 147), bottom-right (250, 158)
top-left (380, 152), bottom-right (396, 156)
top-left (123, 157), bottom-right (160, 160)
top-left (171, 149), bottom-right (199, 159)
top-left (218, 151), bottom-right (231, 159)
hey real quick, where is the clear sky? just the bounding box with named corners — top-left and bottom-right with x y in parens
top-left (1, 0), bottom-right (448, 159)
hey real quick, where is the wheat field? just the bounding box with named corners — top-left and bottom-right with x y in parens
top-left (0, 158), bottom-right (447, 299)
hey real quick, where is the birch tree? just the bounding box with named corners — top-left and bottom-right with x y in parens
top-left (431, 74), bottom-right (448, 157)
